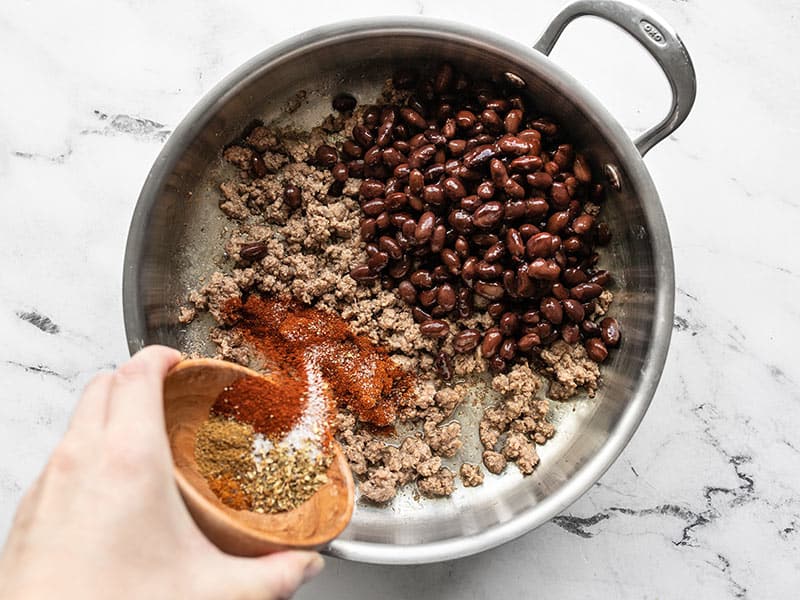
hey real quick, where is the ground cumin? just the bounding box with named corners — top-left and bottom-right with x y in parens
top-left (195, 417), bottom-right (255, 509)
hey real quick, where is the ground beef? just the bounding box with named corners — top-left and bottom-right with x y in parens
top-left (502, 432), bottom-right (540, 475)
top-left (222, 146), bottom-right (254, 170)
top-left (482, 451), bottom-right (507, 475)
top-left (540, 340), bottom-right (601, 400)
top-left (459, 463), bottom-right (484, 487)
top-left (417, 467), bottom-right (455, 497)
top-left (360, 468), bottom-right (398, 503)
top-left (424, 420), bottom-right (462, 458)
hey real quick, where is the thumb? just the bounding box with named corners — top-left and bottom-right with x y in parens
top-left (225, 551), bottom-right (324, 600)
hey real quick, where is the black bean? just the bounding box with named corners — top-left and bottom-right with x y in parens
top-left (462, 144), bottom-right (499, 169)
top-left (239, 241), bottom-right (269, 262)
top-left (527, 171), bottom-right (553, 189)
top-left (410, 269), bottom-right (434, 288)
top-left (581, 319), bottom-right (601, 338)
top-left (483, 242), bottom-right (505, 264)
top-left (499, 312), bottom-right (519, 336)
top-left (585, 337), bottom-right (608, 362)
top-left (283, 183), bottom-right (302, 208)
top-left (251, 154), bottom-right (268, 178)
top-left (481, 328), bottom-right (503, 357)
top-left (488, 355), bottom-right (507, 372)
top-left (400, 107), bottom-right (428, 129)
top-left (573, 214), bottom-right (595, 235)
top-left (455, 110), bottom-right (477, 128)
top-left (332, 93), bottom-right (357, 113)
top-left (472, 233), bottom-right (499, 247)
top-left (475, 281), bottom-right (505, 299)
top-left (476, 261), bottom-right (503, 280)
top-left (518, 332), bottom-right (541, 352)
top-left (545, 211), bottom-right (571, 234)
top-left (453, 329), bottom-right (481, 353)
top-left (553, 144), bottom-right (573, 169)
top-left (570, 282), bottom-right (603, 301)
top-left (408, 144), bottom-right (437, 168)
top-left (499, 338), bottom-right (517, 361)
top-left (364, 145), bottom-right (383, 166)
top-left (456, 287), bottom-right (473, 319)
top-left (561, 267), bottom-right (586, 286)
top-left (504, 229), bottom-right (525, 258)
top-left (315, 144), bottom-right (338, 167)
top-left (397, 280), bottom-right (417, 304)
top-left (361, 198), bottom-right (386, 216)
top-left (540, 297), bottom-right (564, 325)
top-left (437, 283), bottom-right (457, 311)
top-left (367, 251), bottom-right (389, 271)
top-left (461, 256), bottom-right (478, 283)
top-left (342, 140), bottom-right (363, 159)
top-left (504, 109), bottom-right (523, 134)
top-left (378, 236), bottom-right (403, 260)
top-left (443, 177), bottom-right (466, 199)
top-left (350, 264), bottom-right (377, 281)
top-left (402, 218), bottom-right (417, 238)
top-left (348, 159), bottom-right (365, 178)
top-left (498, 136), bottom-right (530, 155)
top-left (441, 248), bottom-right (461, 274)
top-left (418, 288), bottom-right (438, 307)
top-left (509, 155), bottom-right (543, 172)
top-left (527, 258), bottom-right (561, 281)
top-left (412, 306), bottom-right (431, 323)
top-left (472, 201), bottom-right (504, 229)
top-left (448, 209), bottom-right (474, 234)
top-left (360, 179), bottom-right (385, 199)
top-left (600, 317), bottom-right (621, 347)
top-left (420, 319), bottom-right (450, 338)
top-left (490, 158), bottom-right (509, 187)
top-left (423, 183), bottom-right (445, 204)
top-left (376, 114), bottom-right (395, 147)
top-left (424, 129), bottom-right (446, 146)
top-left (562, 298), bottom-right (586, 322)
top-left (331, 162), bottom-right (349, 182)
top-left (525, 198), bottom-right (549, 219)
top-left (589, 270), bottom-right (611, 286)
top-left (415, 211), bottom-right (436, 243)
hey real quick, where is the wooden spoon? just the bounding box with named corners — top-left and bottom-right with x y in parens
top-left (163, 358), bottom-right (354, 556)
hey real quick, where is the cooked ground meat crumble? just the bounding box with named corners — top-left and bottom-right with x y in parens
top-left (182, 83), bottom-right (610, 504)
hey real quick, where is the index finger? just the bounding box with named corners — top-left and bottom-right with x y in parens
top-left (105, 346), bottom-right (181, 439)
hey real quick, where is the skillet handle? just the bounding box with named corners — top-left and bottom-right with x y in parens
top-left (534, 0), bottom-right (696, 156)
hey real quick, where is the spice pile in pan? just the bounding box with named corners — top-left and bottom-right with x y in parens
top-left (195, 295), bottom-right (414, 511)
top-left (182, 62), bottom-right (621, 504)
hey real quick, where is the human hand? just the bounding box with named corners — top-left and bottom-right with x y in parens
top-left (0, 346), bottom-right (323, 600)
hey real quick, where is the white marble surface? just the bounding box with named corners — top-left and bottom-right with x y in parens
top-left (1, 0), bottom-right (798, 597)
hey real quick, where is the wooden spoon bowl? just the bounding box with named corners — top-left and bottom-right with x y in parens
top-left (163, 358), bottom-right (354, 556)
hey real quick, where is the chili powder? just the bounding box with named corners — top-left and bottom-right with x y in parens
top-left (213, 294), bottom-right (413, 438)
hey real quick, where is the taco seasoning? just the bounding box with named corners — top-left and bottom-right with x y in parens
top-left (194, 294), bottom-right (415, 512)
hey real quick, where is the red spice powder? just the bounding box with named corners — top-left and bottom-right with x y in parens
top-left (214, 294), bottom-right (413, 435)
top-left (213, 375), bottom-right (305, 441)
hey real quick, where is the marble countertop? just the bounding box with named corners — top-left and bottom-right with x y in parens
top-left (1, 0), bottom-right (798, 597)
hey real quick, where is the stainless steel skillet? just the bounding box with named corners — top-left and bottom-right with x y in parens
top-left (123, 0), bottom-right (696, 564)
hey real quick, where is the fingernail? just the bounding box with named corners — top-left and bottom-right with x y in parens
top-left (302, 554), bottom-right (324, 583)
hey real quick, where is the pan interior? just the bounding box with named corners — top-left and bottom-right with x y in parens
top-left (126, 26), bottom-right (662, 558)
